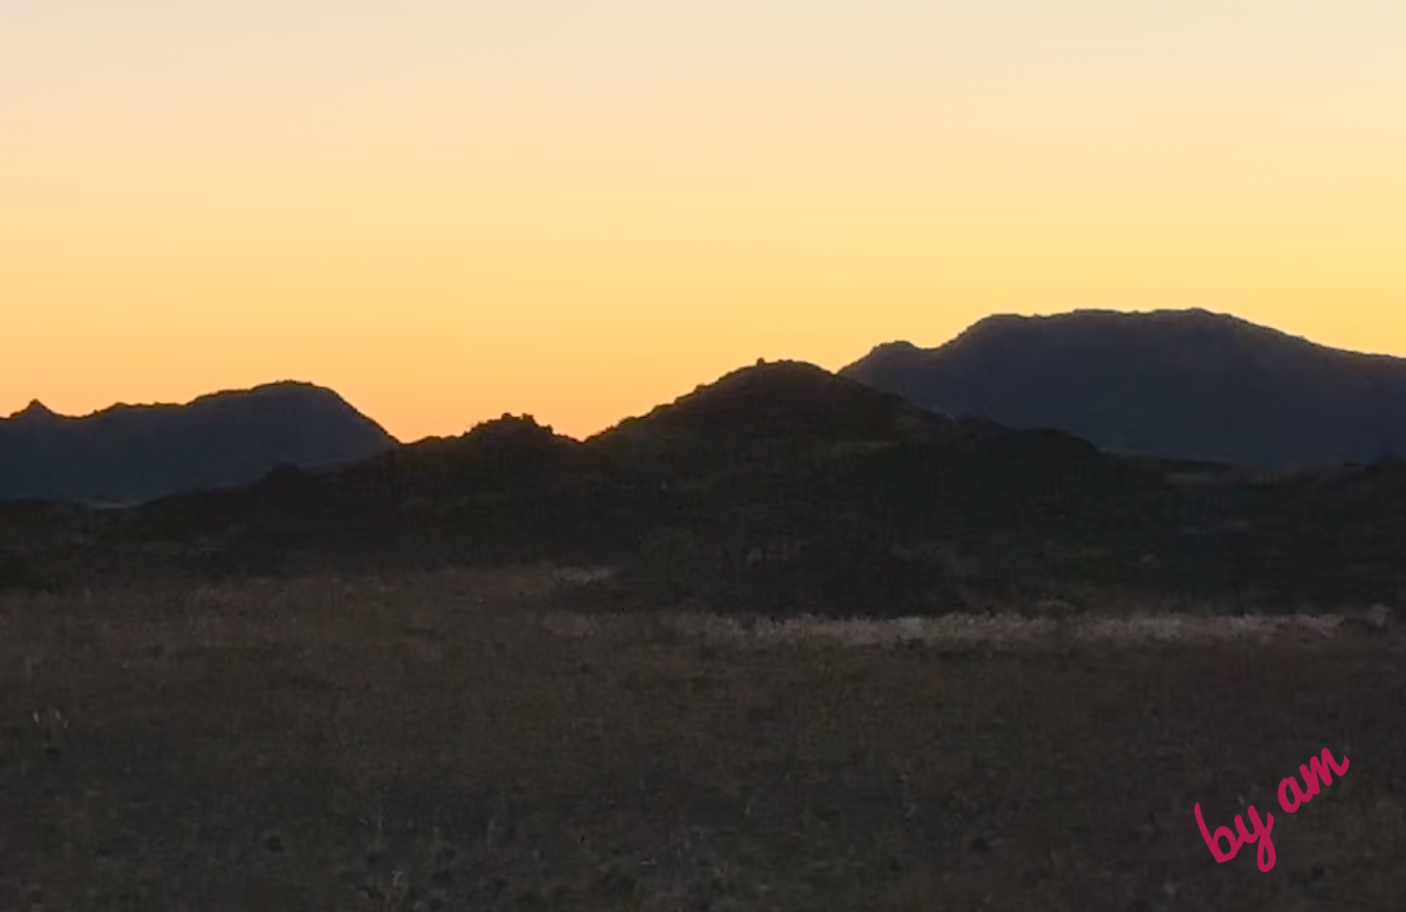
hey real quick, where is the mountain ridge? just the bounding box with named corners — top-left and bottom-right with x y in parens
top-left (0, 381), bottom-right (397, 504)
top-left (6, 356), bottom-right (1406, 616)
top-left (842, 308), bottom-right (1406, 470)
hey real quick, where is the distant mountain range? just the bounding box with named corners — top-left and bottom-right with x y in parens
top-left (0, 382), bottom-right (396, 504)
top-left (843, 308), bottom-right (1406, 471)
top-left (7, 307), bottom-right (1406, 508)
top-left (4, 358), bottom-right (1405, 614)
top-left (96, 361), bottom-right (1193, 613)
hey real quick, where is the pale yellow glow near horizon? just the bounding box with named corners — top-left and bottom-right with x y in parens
top-left (4, 2), bottom-right (1405, 442)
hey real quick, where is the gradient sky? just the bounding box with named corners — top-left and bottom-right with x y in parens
top-left (4, 1), bottom-right (1405, 442)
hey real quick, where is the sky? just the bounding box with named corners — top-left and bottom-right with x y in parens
top-left (4, 1), bottom-right (1405, 442)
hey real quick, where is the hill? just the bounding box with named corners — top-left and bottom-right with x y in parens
top-left (582, 361), bottom-right (1194, 615)
top-left (0, 382), bottom-right (397, 505)
top-left (842, 308), bottom-right (1406, 470)
top-left (26, 361), bottom-right (1190, 613)
top-left (587, 360), bottom-right (1001, 474)
top-left (8, 359), bottom-right (1405, 616)
top-left (118, 413), bottom-right (642, 576)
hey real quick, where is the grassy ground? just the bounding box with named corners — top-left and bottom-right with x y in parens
top-left (2, 568), bottom-right (1402, 911)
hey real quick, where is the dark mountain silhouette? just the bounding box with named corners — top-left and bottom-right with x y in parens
top-left (5, 358), bottom-right (1405, 616)
top-left (585, 359), bottom-right (1141, 523)
top-left (594, 360), bottom-right (979, 444)
top-left (842, 308), bottom-right (1406, 470)
top-left (0, 382), bottom-right (397, 505)
top-left (587, 360), bottom-right (1019, 474)
top-left (578, 360), bottom-right (1192, 614)
top-left (57, 360), bottom-right (1187, 611)
top-left (122, 412), bottom-right (643, 574)
top-left (343, 413), bottom-right (605, 500)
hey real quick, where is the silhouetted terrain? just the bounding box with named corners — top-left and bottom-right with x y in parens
top-left (582, 362), bottom-right (1193, 616)
top-left (0, 382), bottom-right (397, 504)
top-left (843, 308), bottom-right (1406, 470)
top-left (47, 362), bottom-right (1192, 611)
top-left (5, 359), bottom-right (1402, 616)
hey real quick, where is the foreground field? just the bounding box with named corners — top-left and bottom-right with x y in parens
top-left (2, 568), bottom-right (1403, 911)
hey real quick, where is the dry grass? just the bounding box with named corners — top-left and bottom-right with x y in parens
top-left (537, 608), bottom-right (1358, 650)
top-left (2, 567), bottom-right (1403, 911)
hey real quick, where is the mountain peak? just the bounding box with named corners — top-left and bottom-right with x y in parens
top-left (841, 308), bottom-right (1406, 470)
top-left (590, 359), bottom-right (961, 458)
top-left (0, 382), bottom-right (397, 504)
top-left (9, 400), bottom-right (62, 423)
top-left (956, 308), bottom-right (1298, 347)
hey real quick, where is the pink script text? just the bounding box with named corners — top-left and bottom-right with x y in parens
top-left (1194, 747), bottom-right (1350, 873)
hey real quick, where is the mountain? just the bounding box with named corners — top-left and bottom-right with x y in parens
top-left (841, 308), bottom-right (1406, 471)
top-left (587, 359), bottom-right (1002, 473)
top-left (122, 412), bottom-right (644, 574)
top-left (76, 360), bottom-right (1192, 613)
top-left (0, 382), bottom-right (397, 505)
top-left (578, 361), bottom-right (1193, 615)
top-left (584, 359), bottom-right (1134, 521)
top-left (343, 413), bottom-right (605, 500)
top-left (11, 358), bottom-right (1404, 615)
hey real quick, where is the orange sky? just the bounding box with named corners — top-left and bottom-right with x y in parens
top-left (4, 2), bottom-right (1404, 442)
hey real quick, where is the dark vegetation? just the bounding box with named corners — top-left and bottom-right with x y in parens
top-left (843, 308), bottom-right (1406, 471)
